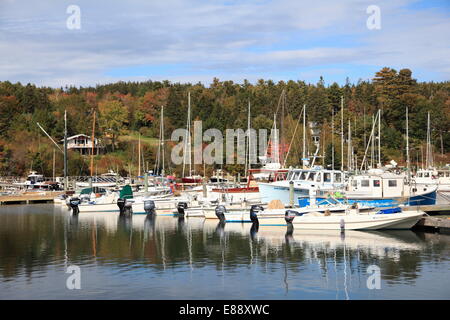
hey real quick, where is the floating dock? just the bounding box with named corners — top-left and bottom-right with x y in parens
top-left (0, 192), bottom-right (64, 205)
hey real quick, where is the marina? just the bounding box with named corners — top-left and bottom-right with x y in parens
top-left (1, 0), bottom-right (450, 303)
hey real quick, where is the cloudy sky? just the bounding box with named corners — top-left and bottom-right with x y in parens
top-left (0, 0), bottom-right (449, 87)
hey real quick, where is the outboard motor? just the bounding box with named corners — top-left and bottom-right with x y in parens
top-left (285, 223), bottom-right (294, 243)
top-left (144, 200), bottom-right (156, 215)
top-left (250, 220), bottom-right (259, 241)
top-left (340, 218), bottom-right (345, 238)
top-left (249, 205), bottom-right (264, 223)
top-left (285, 210), bottom-right (298, 224)
top-left (69, 197), bottom-right (80, 215)
top-left (177, 202), bottom-right (188, 217)
top-left (215, 205), bottom-right (226, 222)
top-left (117, 198), bottom-right (126, 214)
top-left (117, 198), bottom-right (132, 216)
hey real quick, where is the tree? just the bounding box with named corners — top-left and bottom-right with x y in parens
top-left (98, 100), bottom-right (128, 151)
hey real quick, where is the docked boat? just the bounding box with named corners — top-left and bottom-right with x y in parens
top-left (317, 171), bottom-right (437, 207)
top-left (414, 168), bottom-right (450, 193)
top-left (69, 185), bottom-right (191, 215)
top-left (258, 166), bottom-right (346, 205)
top-left (13, 171), bottom-right (59, 190)
top-left (255, 206), bottom-right (425, 230)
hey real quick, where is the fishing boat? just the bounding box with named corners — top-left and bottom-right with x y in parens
top-left (414, 168), bottom-right (450, 193)
top-left (255, 206), bottom-right (425, 230)
top-left (315, 170), bottom-right (437, 207)
top-left (258, 166), bottom-right (346, 205)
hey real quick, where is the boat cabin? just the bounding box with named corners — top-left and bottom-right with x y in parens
top-left (287, 168), bottom-right (345, 187)
top-left (347, 174), bottom-right (408, 198)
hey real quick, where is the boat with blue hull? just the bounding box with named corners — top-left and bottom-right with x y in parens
top-left (259, 168), bottom-right (437, 208)
top-left (298, 189), bottom-right (437, 208)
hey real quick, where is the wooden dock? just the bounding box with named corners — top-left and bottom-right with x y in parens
top-left (413, 216), bottom-right (450, 234)
top-left (403, 204), bottom-right (450, 215)
top-left (0, 192), bottom-right (64, 205)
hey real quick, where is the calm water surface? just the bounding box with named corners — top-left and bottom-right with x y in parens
top-left (0, 204), bottom-right (449, 299)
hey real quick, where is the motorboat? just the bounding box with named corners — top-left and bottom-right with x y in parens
top-left (254, 206), bottom-right (425, 230)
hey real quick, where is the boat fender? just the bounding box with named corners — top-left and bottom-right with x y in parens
top-left (285, 210), bottom-right (298, 223)
top-left (250, 205), bottom-right (264, 223)
top-left (69, 197), bottom-right (80, 215)
top-left (177, 202), bottom-right (188, 216)
top-left (144, 200), bottom-right (156, 215)
top-left (340, 219), bottom-right (345, 232)
top-left (215, 205), bottom-right (226, 222)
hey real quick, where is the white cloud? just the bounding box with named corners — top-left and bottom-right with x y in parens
top-left (0, 0), bottom-right (448, 87)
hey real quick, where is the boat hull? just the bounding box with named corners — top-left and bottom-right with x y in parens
top-left (257, 210), bottom-right (424, 230)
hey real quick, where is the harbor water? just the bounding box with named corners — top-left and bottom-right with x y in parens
top-left (0, 204), bottom-right (449, 299)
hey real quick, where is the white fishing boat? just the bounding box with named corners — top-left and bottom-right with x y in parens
top-left (255, 206), bottom-right (424, 230)
top-left (414, 168), bottom-right (450, 193)
top-left (258, 166), bottom-right (347, 205)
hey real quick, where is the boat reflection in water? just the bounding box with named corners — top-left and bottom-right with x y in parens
top-left (0, 204), bottom-right (449, 299)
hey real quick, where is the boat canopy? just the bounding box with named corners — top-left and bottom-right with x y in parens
top-left (119, 185), bottom-right (133, 199)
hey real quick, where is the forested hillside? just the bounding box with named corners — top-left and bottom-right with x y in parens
top-left (0, 67), bottom-right (449, 177)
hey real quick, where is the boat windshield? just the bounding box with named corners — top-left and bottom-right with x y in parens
top-left (299, 171), bottom-right (307, 180)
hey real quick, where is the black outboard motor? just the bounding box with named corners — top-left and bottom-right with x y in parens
top-left (117, 198), bottom-right (126, 214)
top-left (69, 197), bottom-right (80, 215)
top-left (215, 205), bottom-right (226, 222)
top-left (250, 220), bottom-right (259, 241)
top-left (285, 223), bottom-right (294, 243)
top-left (144, 200), bottom-right (156, 215)
top-left (285, 210), bottom-right (298, 224)
top-left (117, 198), bottom-right (132, 216)
top-left (249, 205), bottom-right (264, 223)
top-left (177, 202), bottom-right (188, 217)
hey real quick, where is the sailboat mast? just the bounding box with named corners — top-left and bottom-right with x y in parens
top-left (161, 106), bottom-right (165, 176)
top-left (378, 109), bottom-right (381, 167)
top-left (246, 100), bottom-right (251, 177)
top-left (341, 96), bottom-right (344, 171)
top-left (303, 104), bottom-right (306, 168)
top-left (331, 109), bottom-right (334, 170)
top-left (347, 120), bottom-right (351, 172)
top-left (188, 92), bottom-right (192, 176)
top-left (64, 110), bottom-right (68, 191)
top-left (138, 132), bottom-right (141, 177)
top-left (406, 107), bottom-right (410, 174)
top-left (273, 113), bottom-right (280, 165)
top-left (90, 110), bottom-right (96, 177)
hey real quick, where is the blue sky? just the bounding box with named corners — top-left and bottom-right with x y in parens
top-left (0, 0), bottom-right (449, 87)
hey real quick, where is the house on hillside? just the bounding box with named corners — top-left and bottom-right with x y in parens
top-left (62, 134), bottom-right (105, 155)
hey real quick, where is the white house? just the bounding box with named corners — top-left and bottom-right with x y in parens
top-left (62, 134), bottom-right (104, 155)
